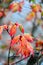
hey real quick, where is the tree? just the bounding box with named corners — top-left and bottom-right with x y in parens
top-left (0, 0), bottom-right (43, 65)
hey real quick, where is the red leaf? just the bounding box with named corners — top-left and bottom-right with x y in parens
top-left (36, 42), bottom-right (39, 47)
top-left (0, 12), bottom-right (3, 18)
top-left (24, 33), bottom-right (33, 42)
top-left (9, 4), bottom-right (14, 10)
top-left (17, 5), bottom-right (22, 12)
top-left (19, 24), bottom-right (24, 33)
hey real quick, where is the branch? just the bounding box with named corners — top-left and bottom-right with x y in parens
top-left (7, 35), bottom-right (15, 65)
top-left (31, 13), bottom-right (39, 37)
top-left (8, 44), bottom-right (11, 65)
top-left (6, 29), bottom-right (12, 65)
top-left (11, 55), bottom-right (31, 65)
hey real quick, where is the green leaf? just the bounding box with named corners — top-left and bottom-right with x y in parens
top-left (29, 0), bottom-right (35, 2)
top-left (31, 0), bottom-right (35, 2)
top-left (19, 25), bottom-right (22, 32)
top-left (41, 12), bottom-right (43, 16)
top-left (0, 45), bottom-right (7, 49)
top-left (7, 0), bottom-right (13, 4)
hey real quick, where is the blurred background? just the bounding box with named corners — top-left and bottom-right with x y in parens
top-left (0, 0), bottom-right (43, 65)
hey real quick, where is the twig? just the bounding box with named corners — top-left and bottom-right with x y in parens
top-left (8, 45), bottom-right (11, 65)
top-left (31, 13), bottom-right (39, 37)
top-left (7, 35), bottom-right (14, 65)
top-left (11, 55), bottom-right (31, 65)
top-left (6, 29), bottom-right (13, 65)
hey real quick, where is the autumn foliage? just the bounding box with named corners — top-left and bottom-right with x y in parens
top-left (36, 40), bottom-right (43, 47)
top-left (0, 22), bottom-right (34, 57)
top-left (26, 4), bottom-right (42, 21)
top-left (26, 12), bottom-right (35, 21)
top-left (0, 22), bottom-right (24, 36)
top-left (0, 2), bottom-right (43, 58)
top-left (31, 4), bottom-right (41, 13)
top-left (9, 0), bottom-right (24, 12)
top-left (0, 1), bottom-right (43, 65)
top-left (11, 34), bottom-right (34, 57)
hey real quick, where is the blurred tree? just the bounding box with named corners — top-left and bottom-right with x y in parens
top-left (0, 0), bottom-right (2, 3)
top-left (29, 0), bottom-right (35, 2)
top-left (41, 0), bottom-right (43, 3)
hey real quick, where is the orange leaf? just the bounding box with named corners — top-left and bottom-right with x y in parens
top-left (26, 12), bottom-right (35, 21)
top-left (9, 24), bottom-right (17, 36)
top-left (0, 26), bottom-right (3, 35)
top-left (0, 35), bottom-right (2, 40)
top-left (24, 33), bottom-right (33, 42)
top-left (9, 3), bottom-right (18, 9)
top-left (11, 35), bottom-right (20, 46)
top-left (17, 36), bottom-right (34, 57)
top-left (31, 4), bottom-right (41, 13)
top-left (36, 40), bottom-right (43, 46)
